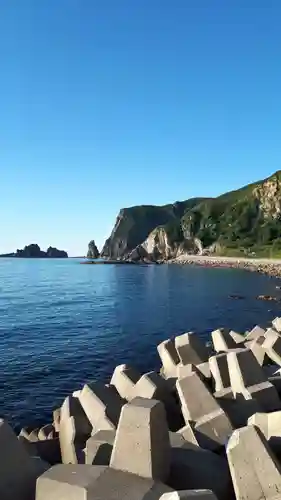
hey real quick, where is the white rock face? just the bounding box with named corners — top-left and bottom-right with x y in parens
top-left (136, 227), bottom-right (202, 260)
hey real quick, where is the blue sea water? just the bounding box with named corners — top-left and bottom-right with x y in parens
top-left (1, 257), bottom-right (281, 430)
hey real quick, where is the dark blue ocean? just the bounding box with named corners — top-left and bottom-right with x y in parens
top-left (1, 258), bottom-right (281, 430)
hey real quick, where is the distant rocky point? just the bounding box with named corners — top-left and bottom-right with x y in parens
top-left (0, 244), bottom-right (68, 258)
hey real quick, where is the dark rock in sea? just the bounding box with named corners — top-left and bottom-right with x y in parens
top-left (87, 240), bottom-right (100, 259)
top-left (228, 294), bottom-right (245, 300)
top-left (0, 244), bottom-right (68, 258)
top-left (46, 247), bottom-right (68, 258)
top-left (257, 295), bottom-right (278, 302)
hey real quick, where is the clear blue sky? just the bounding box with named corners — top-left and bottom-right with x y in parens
top-left (0, 1), bottom-right (281, 255)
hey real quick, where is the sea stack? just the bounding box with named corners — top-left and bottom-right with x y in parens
top-left (87, 240), bottom-right (100, 259)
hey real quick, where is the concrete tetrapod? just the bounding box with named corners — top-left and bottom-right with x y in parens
top-left (245, 337), bottom-right (267, 366)
top-left (157, 338), bottom-right (180, 379)
top-left (248, 411), bottom-right (281, 457)
top-left (110, 364), bottom-right (140, 400)
top-left (227, 347), bottom-right (281, 412)
top-left (227, 425), bottom-right (281, 500)
top-left (176, 372), bottom-right (233, 451)
top-left (228, 331), bottom-right (245, 344)
top-left (209, 353), bottom-right (230, 391)
top-left (129, 371), bottom-right (181, 429)
top-left (211, 328), bottom-right (237, 352)
top-left (262, 329), bottom-right (281, 366)
top-left (175, 332), bottom-right (209, 365)
top-left (168, 439), bottom-right (232, 500)
top-left (85, 429), bottom-right (116, 465)
top-left (245, 325), bottom-right (265, 341)
top-left (110, 397), bottom-right (170, 482)
top-left (19, 435), bottom-right (62, 465)
top-left (36, 464), bottom-right (173, 500)
top-left (78, 381), bottom-right (124, 432)
top-left (160, 492), bottom-right (218, 500)
top-left (273, 317), bottom-right (281, 333)
top-left (0, 419), bottom-right (48, 500)
top-left (177, 363), bottom-right (211, 382)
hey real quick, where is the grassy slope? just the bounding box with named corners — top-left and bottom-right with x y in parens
top-left (166, 171), bottom-right (281, 257)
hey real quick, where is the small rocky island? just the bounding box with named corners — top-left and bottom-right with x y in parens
top-left (0, 244), bottom-right (68, 258)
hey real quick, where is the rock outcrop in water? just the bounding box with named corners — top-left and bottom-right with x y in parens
top-left (87, 240), bottom-right (100, 259)
top-left (0, 244), bottom-right (68, 258)
top-left (4, 315), bottom-right (281, 499)
top-left (102, 170), bottom-right (281, 260)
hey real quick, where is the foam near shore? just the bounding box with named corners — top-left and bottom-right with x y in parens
top-left (3, 318), bottom-right (281, 499)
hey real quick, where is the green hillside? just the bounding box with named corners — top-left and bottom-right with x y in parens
top-left (101, 171), bottom-right (281, 259)
top-left (174, 171), bottom-right (281, 257)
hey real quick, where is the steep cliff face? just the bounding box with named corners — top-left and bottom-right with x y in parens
top-left (131, 226), bottom-right (202, 261)
top-left (101, 199), bottom-right (206, 259)
top-left (253, 173), bottom-right (281, 219)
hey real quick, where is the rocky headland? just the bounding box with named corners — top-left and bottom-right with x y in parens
top-left (4, 316), bottom-right (281, 499)
top-left (96, 170), bottom-right (281, 266)
top-left (0, 244), bottom-right (68, 258)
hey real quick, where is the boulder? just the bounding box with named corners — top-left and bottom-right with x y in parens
top-left (176, 373), bottom-right (233, 451)
top-left (227, 425), bottom-right (281, 500)
top-left (175, 332), bottom-right (209, 365)
top-left (36, 464), bottom-right (172, 500)
top-left (110, 364), bottom-right (140, 400)
top-left (0, 419), bottom-right (48, 500)
top-left (110, 397), bottom-right (170, 482)
top-left (78, 381), bottom-right (124, 432)
top-left (158, 338), bottom-right (180, 379)
top-left (209, 353), bottom-right (230, 391)
top-left (211, 329), bottom-right (237, 352)
top-left (85, 429), bottom-right (115, 465)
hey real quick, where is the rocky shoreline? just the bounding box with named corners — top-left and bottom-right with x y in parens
top-left (4, 318), bottom-right (281, 498)
top-left (170, 254), bottom-right (281, 279)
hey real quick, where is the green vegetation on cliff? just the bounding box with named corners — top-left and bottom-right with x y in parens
top-left (101, 171), bottom-right (281, 259)
top-left (101, 198), bottom-right (207, 258)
